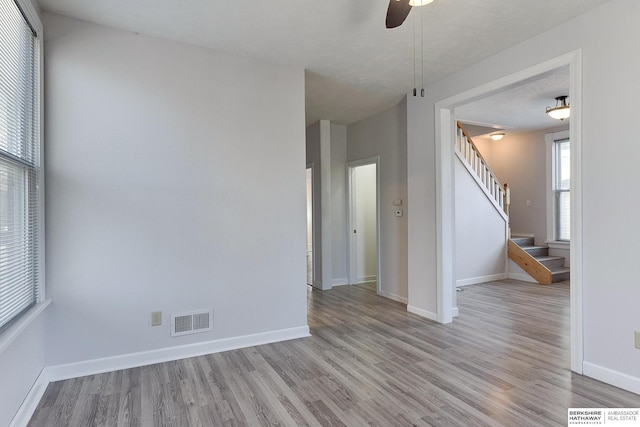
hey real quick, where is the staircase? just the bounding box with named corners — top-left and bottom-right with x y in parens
top-left (509, 236), bottom-right (570, 284)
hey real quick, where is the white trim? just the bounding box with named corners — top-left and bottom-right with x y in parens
top-left (319, 121), bottom-right (333, 291)
top-left (569, 49), bottom-right (584, 374)
top-left (357, 275), bottom-right (377, 283)
top-left (44, 326), bottom-right (310, 382)
top-left (331, 278), bottom-right (349, 286)
top-left (9, 325), bottom-right (310, 426)
top-left (452, 307), bottom-right (459, 318)
top-left (407, 305), bottom-right (438, 321)
top-left (9, 370), bottom-right (49, 427)
top-left (583, 362), bottom-right (640, 395)
top-left (436, 50), bottom-right (584, 374)
top-left (379, 291), bottom-right (408, 304)
top-left (0, 300), bottom-right (50, 355)
top-left (306, 163), bottom-right (317, 290)
top-left (456, 273), bottom-right (508, 288)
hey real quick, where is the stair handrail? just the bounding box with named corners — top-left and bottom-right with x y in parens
top-left (455, 121), bottom-right (510, 215)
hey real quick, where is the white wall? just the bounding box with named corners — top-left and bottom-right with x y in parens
top-left (408, 0), bottom-right (640, 392)
top-left (348, 100), bottom-right (408, 303)
top-left (454, 158), bottom-right (506, 286)
top-left (43, 14), bottom-right (307, 366)
top-left (354, 164), bottom-right (377, 282)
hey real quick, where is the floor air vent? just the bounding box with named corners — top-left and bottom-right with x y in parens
top-left (171, 309), bottom-right (213, 337)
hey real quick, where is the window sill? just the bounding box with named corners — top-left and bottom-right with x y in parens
top-left (0, 299), bottom-right (51, 355)
top-left (546, 240), bottom-right (570, 249)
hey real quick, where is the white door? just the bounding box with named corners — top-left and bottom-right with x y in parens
top-left (348, 162), bottom-right (378, 287)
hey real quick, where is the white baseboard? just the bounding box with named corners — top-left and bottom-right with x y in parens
top-left (452, 307), bottom-right (459, 317)
top-left (357, 275), bottom-right (377, 283)
top-left (44, 325), bottom-right (310, 382)
top-left (507, 272), bottom-right (537, 283)
top-left (583, 362), bottom-right (640, 395)
top-left (11, 325), bottom-right (310, 426)
top-left (331, 278), bottom-right (349, 286)
top-left (379, 291), bottom-right (408, 304)
top-left (407, 305), bottom-right (438, 321)
top-left (456, 273), bottom-right (508, 287)
top-left (9, 371), bottom-right (50, 427)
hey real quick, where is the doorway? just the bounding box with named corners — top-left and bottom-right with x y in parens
top-left (347, 158), bottom-right (380, 293)
top-left (435, 50), bottom-right (583, 372)
top-left (306, 165), bottom-right (314, 286)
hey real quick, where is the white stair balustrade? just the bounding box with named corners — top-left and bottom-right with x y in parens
top-left (455, 122), bottom-right (510, 217)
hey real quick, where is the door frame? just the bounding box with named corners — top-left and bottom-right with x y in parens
top-left (306, 162), bottom-right (318, 289)
top-left (434, 50), bottom-right (583, 373)
top-left (346, 157), bottom-right (381, 293)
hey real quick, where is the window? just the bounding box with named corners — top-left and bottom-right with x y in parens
top-left (0, 0), bottom-right (41, 333)
top-left (553, 138), bottom-right (570, 241)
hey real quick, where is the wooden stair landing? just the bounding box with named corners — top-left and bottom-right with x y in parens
top-left (509, 236), bottom-right (570, 285)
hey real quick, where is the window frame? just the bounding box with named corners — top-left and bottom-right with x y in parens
top-left (0, 0), bottom-right (45, 343)
top-left (545, 130), bottom-right (570, 245)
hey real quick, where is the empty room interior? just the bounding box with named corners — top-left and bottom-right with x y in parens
top-left (2, 0), bottom-right (640, 425)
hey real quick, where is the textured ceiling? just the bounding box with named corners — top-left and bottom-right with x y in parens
top-left (37, 0), bottom-right (610, 126)
top-left (457, 66), bottom-right (571, 134)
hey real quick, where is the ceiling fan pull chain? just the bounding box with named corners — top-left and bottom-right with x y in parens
top-left (421, 6), bottom-right (425, 97)
top-left (413, 9), bottom-right (417, 97)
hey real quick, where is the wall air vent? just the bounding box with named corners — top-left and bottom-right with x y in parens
top-left (170, 309), bottom-right (213, 337)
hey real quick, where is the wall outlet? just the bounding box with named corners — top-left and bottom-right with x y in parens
top-left (151, 311), bottom-right (162, 326)
top-left (635, 331), bottom-right (640, 349)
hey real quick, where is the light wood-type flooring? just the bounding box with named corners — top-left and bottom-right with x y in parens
top-left (28, 280), bottom-right (640, 426)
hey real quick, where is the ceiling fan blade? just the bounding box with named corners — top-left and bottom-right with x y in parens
top-left (386, 0), bottom-right (412, 29)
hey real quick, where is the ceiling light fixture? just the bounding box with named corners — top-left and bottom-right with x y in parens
top-left (546, 95), bottom-right (570, 121)
top-left (409, 0), bottom-right (434, 6)
top-left (490, 132), bottom-right (505, 141)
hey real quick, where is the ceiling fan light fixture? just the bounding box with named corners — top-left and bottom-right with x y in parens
top-left (546, 95), bottom-right (570, 121)
top-left (408, 0), bottom-right (434, 6)
top-left (490, 132), bottom-right (505, 141)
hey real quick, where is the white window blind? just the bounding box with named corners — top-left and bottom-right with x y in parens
top-left (0, 0), bottom-right (40, 332)
top-left (554, 138), bottom-right (570, 242)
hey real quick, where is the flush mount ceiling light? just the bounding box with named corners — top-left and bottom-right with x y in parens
top-left (546, 95), bottom-right (570, 121)
top-left (408, 0), bottom-right (434, 6)
top-left (490, 132), bottom-right (505, 141)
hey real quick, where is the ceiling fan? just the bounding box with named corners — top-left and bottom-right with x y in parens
top-left (386, 0), bottom-right (433, 28)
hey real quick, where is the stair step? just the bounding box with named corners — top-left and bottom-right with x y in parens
top-left (535, 256), bottom-right (566, 269)
top-left (509, 235), bottom-right (569, 284)
top-left (511, 236), bottom-right (534, 246)
top-left (550, 267), bottom-right (571, 283)
top-left (521, 245), bottom-right (549, 257)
